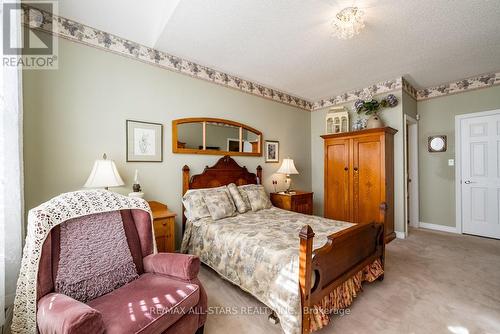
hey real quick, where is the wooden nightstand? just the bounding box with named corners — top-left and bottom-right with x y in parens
top-left (148, 201), bottom-right (176, 253)
top-left (270, 191), bottom-right (313, 215)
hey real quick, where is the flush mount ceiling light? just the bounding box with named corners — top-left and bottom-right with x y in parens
top-left (332, 7), bottom-right (365, 39)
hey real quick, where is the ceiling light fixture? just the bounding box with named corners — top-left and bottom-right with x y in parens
top-left (332, 7), bottom-right (365, 39)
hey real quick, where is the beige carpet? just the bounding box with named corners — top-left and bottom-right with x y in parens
top-left (198, 227), bottom-right (500, 334)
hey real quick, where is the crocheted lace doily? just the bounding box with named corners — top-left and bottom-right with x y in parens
top-left (11, 190), bottom-right (154, 333)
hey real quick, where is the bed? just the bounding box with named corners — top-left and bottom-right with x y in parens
top-left (180, 156), bottom-right (385, 334)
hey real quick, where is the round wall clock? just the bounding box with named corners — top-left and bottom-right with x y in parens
top-left (428, 135), bottom-right (447, 152)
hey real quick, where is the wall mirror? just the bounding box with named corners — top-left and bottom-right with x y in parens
top-left (173, 118), bottom-right (262, 156)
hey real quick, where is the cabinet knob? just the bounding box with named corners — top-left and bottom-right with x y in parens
top-left (353, 167), bottom-right (358, 172)
top-left (344, 167), bottom-right (348, 171)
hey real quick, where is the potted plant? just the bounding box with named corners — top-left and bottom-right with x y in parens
top-left (354, 94), bottom-right (398, 129)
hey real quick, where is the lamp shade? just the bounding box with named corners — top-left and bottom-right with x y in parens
top-left (277, 158), bottom-right (299, 175)
top-left (84, 156), bottom-right (125, 188)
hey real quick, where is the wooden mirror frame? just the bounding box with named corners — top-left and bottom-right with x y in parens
top-left (172, 117), bottom-right (263, 156)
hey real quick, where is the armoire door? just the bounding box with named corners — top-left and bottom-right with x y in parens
top-left (324, 138), bottom-right (350, 221)
top-left (352, 135), bottom-right (383, 224)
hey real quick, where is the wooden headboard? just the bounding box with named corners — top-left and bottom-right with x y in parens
top-left (181, 155), bottom-right (262, 231)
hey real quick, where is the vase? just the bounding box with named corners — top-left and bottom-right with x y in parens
top-left (366, 114), bottom-right (384, 129)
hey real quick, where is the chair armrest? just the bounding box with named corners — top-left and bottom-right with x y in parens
top-left (143, 253), bottom-right (200, 280)
top-left (37, 292), bottom-right (106, 334)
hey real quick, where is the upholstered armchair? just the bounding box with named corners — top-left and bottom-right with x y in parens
top-left (32, 191), bottom-right (207, 334)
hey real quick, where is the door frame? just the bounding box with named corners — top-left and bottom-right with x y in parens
top-left (404, 115), bottom-right (419, 234)
top-left (455, 108), bottom-right (500, 234)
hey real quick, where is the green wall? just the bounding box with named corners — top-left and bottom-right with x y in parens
top-left (417, 85), bottom-right (500, 227)
top-left (23, 36), bottom-right (312, 247)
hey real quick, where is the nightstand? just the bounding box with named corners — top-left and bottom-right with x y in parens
top-left (270, 191), bottom-right (313, 215)
top-left (148, 201), bottom-right (176, 253)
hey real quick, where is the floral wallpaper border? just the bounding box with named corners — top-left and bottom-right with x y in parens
top-left (21, 5), bottom-right (500, 112)
top-left (402, 78), bottom-right (418, 100)
top-left (312, 78), bottom-right (402, 110)
top-left (416, 72), bottom-right (500, 100)
top-left (311, 71), bottom-right (500, 110)
top-left (20, 5), bottom-right (313, 111)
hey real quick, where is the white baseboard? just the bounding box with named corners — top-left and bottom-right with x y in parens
top-left (419, 222), bottom-right (460, 234)
top-left (395, 231), bottom-right (406, 239)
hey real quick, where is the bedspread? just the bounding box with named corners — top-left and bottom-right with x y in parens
top-left (181, 207), bottom-right (354, 334)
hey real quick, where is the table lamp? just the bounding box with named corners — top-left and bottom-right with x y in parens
top-left (277, 157), bottom-right (299, 193)
top-left (84, 153), bottom-right (125, 190)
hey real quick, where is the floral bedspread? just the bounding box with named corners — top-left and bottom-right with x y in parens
top-left (181, 207), bottom-right (354, 334)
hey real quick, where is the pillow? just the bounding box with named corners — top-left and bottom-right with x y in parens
top-left (182, 189), bottom-right (211, 221)
top-left (227, 183), bottom-right (250, 213)
top-left (205, 186), bottom-right (236, 208)
top-left (238, 184), bottom-right (258, 210)
top-left (183, 186), bottom-right (236, 220)
top-left (244, 186), bottom-right (272, 212)
top-left (204, 191), bottom-right (236, 220)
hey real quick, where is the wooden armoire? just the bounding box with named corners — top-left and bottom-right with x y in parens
top-left (321, 127), bottom-right (397, 243)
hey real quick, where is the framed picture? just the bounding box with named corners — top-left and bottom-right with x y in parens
top-left (265, 140), bottom-right (279, 163)
top-left (126, 120), bottom-right (163, 162)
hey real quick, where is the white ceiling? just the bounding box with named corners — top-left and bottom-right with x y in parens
top-left (55, 0), bottom-right (500, 101)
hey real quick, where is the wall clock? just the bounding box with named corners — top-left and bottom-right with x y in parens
top-left (428, 135), bottom-right (447, 152)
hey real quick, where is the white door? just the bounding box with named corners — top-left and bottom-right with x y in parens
top-left (461, 112), bottom-right (500, 239)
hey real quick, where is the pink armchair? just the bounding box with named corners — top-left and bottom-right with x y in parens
top-left (36, 208), bottom-right (207, 334)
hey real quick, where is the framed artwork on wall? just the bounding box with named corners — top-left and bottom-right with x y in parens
top-left (126, 120), bottom-right (163, 162)
top-left (265, 140), bottom-right (279, 163)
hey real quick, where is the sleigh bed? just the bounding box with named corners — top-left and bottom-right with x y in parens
top-left (180, 156), bottom-right (385, 334)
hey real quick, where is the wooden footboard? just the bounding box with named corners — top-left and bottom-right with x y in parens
top-left (299, 222), bottom-right (385, 334)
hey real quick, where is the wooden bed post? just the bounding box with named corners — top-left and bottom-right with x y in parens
top-left (299, 225), bottom-right (314, 334)
top-left (182, 165), bottom-right (190, 195)
top-left (256, 165), bottom-right (262, 184)
top-left (182, 165), bottom-right (190, 233)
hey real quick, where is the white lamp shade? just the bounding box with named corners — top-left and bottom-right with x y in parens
top-left (84, 159), bottom-right (125, 188)
top-left (277, 158), bottom-right (299, 175)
